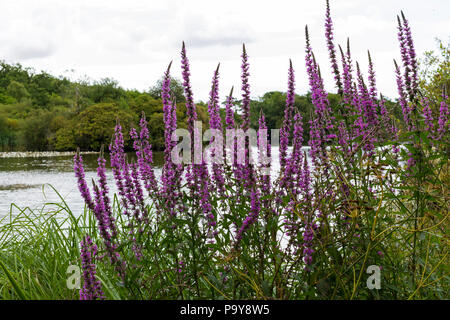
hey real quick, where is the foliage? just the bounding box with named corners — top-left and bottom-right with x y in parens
top-left (0, 60), bottom-right (399, 152)
top-left (419, 39), bottom-right (450, 103)
top-left (0, 63), bottom-right (211, 151)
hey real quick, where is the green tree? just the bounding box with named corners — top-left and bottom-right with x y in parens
top-left (54, 126), bottom-right (77, 151)
top-left (419, 39), bottom-right (449, 104)
top-left (7, 80), bottom-right (30, 102)
top-left (128, 92), bottom-right (162, 117)
top-left (147, 112), bottom-right (165, 150)
top-left (149, 76), bottom-right (186, 103)
top-left (74, 103), bottom-right (134, 150)
top-left (21, 110), bottom-right (53, 150)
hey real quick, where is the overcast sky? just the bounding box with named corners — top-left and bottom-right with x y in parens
top-left (0, 0), bottom-right (448, 103)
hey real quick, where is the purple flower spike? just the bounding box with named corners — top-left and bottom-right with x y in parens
top-left (258, 109), bottom-right (271, 196)
top-left (394, 60), bottom-right (412, 130)
top-left (181, 41), bottom-right (198, 142)
top-left (280, 59), bottom-right (296, 171)
top-left (305, 25), bottom-right (334, 167)
top-left (367, 51), bottom-right (378, 102)
top-left (160, 62), bottom-right (182, 217)
top-left (224, 87), bottom-right (238, 169)
top-left (437, 95), bottom-right (449, 140)
top-left (339, 42), bottom-right (354, 107)
top-left (401, 11), bottom-right (418, 100)
top-left (74, 150), bottom-right (94, 212)
top-left (241, 44), bottom-right (251, 132)
top-left (79, 235), bottom-right (104, 300)
top-left (235, 187), bottom-right (261, 247)
top-left (96, 149), bottom-right (117, 238)
top-left (325, 0), bottom-right (342, 92)
top-left (207, 64), bottom-right (226, 195)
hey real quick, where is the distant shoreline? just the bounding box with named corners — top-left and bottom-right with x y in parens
top-left (0, 151), bottom-right (99, 158)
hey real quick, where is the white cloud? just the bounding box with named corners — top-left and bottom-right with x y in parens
top-left (0, 0), bottom-right (448, 101)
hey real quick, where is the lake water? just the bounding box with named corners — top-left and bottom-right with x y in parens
top-left (0, 146), bottom-right (303, 217)
top-left (0, 152), bottom-right (164, 217)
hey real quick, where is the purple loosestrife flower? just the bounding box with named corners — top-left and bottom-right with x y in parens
top-left (379, 94), bottom-right (392, 133)
top-left (437, 95), bottom-right (449, 140)
top-left (337, 121), bottom-right (350, 156)
top-left (298, 152), bottom-right (312, 205)
top-left (307, 30), bottom-right (335, 135)
top-left (181, 42), bottom-right (198, 142)
top-left (208, 64), bottom-right (226, 195)
top-left (339, 42), bottom-right (354, 108)
top-left (79, 235), bottom-right (104, 300)
top-left (394, 60), bottom-right (412, 130)
top-left (235, 187), bottom-right (261, 247)
top-left (354, 62), bottom-right (367, 131)
top-left (238, 44), bottom-right (256, 191)
top-left (160, 62), bottom-right (182, 217)
top-left (292, 152), bottom-right (311, 250)
top-left (181, 42), bottom-right (208, 213)
top-left (406, 152), bottom-right (416, 174)
top-left (198, 161), bottom-right (217, 242)
top-left (225, 87), bottom-right (236, 130)
top-left (130, 162), bottom-right (145, 221)
top-left (280, 60), bottom-right (296, 171)
top-left (302, 221), bottom-right (318, 268)
top-left (308, 116), bottom-right (322, 167)
top-left (110, 121), bottom-right (126, 169)
top-left (351, 81), bottom-right (364, 139)
top-left (397, 15), bottom-right (412, 100)
top-left (367, 51), bottom-right (378, 102)
top-left (401, 11), bottom-right (419, 100)
top-left (240, 45), bottom-right (254, 178)
top-left (291, 111), bottom-right (304, 165)
top-left (75, 147), bottom-right (123, 279)
top-left (131, 115), bottom-right (159, 197)
top-left (74, 151), bottom-right (94, 211)
top-left (241, 44), bottom-right (251, 132)
top-left (305, 26), bottom-right (334, 167)
top-left (208, 64), bottom-right (222, 133)
top-left (110, 122), bottom-right (131, 216)
top-left (122, 160), bottom-right (139, 218)
top-left (162, 62), bottom-right (176, 163)
top-left (421, 97), bottom-right (435, 136)
top-left (282, 112), bottom-right (305, 253)
top-left (224, 87), bottom-right (238, 169)
top-left (257, 110), bottom-right (271, 201)
top-left (379, 94), bottom-right (400, 152)
top-left (356, 62), bottom-right (378, 153)
top-left (124, 162), bottom-right (147, 260)
top-left (283, 201), bottom-right (301, 254)
top-left (305, 28), bottom-right (321, 166)
top-left (358, 62), bottom-right (378, 126)
top-left (284, 110), bottom-right (304, 195)
top-left (325, 0), bottom-right (342, 93)
top-left (180, 44), bottom-right (215, 234)
top-left (96, 150), bottom-right (117, 238)
top-left (91, 181), bottom-right (121, 265)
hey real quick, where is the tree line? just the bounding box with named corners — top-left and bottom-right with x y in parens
top-left (2, 55), bottom-right (440, 152)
